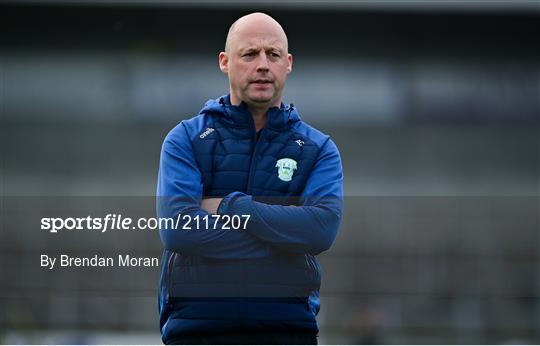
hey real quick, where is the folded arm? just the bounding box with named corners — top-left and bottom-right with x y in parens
top-left (157, 123), bottom-right (271, 260)
top-left (218, 138), bottom-right (344, 255)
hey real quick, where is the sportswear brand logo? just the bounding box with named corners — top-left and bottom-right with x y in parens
top-left (275, 158), bottom-right (298, 182)
top-left (295, 139), bottom-right (304, 146)
top-left (199, 128), bottom-right (215, 139)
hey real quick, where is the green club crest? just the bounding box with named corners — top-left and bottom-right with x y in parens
top-left (275, 158), bottom-right (298, 182)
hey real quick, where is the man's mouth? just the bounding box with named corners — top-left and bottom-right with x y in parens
top-left (251, 79), bottom-right (273, 84)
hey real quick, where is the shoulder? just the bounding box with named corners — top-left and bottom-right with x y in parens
top-left (291, 119), bottom-right (339, 155)
top-left (163, 113), bottom-right (215, 146)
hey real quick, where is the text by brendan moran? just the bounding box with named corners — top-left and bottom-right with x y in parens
top-left (41, 254), bottom-right (159, 270)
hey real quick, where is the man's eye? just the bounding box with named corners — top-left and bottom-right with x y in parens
top-left (271, 52), bottom-right (280, 57)
top-left (243, 52), bottom-right (256, 57)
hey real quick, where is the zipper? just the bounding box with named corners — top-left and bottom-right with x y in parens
top-left (246, 128), bottom-right (266, 194)
top-left (166, 251), bottom-right (176, 308)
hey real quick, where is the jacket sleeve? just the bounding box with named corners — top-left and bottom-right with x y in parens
top-left (218, 137), bottom-right (344, 255)
top-left (157, 122), bottom-right (271, 260)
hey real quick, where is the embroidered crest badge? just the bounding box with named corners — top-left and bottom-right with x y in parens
top-left (275, 158), bottom-right (298, 182)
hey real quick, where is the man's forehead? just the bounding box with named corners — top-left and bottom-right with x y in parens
top-left (231, 31), bottom-right (287, 51)
top-left (226, 14), bottom-right (288, 53)
top-left (236, 38), bottom-right (286, 51)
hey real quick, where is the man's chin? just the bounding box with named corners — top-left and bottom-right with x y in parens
top-left (246, 95), bottom-right (274, 105)
top-left (251, 98), bottom-right (272, 104)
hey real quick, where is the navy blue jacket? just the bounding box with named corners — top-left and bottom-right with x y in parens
top-left (156, 95), bottom-right (343, 343)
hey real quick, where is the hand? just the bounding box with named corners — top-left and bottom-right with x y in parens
top-left (201, 198), bottom-right (223, 214)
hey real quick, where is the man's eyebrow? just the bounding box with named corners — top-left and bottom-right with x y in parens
top-left (240, 47), bottom-right (259, 53)
top-left (240, 45), bottom-right (284, 53)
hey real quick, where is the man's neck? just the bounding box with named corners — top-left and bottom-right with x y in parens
top-left (249, 107), bottom-right (268, 132)
top-left (229, 95), bottom-right (281, 132)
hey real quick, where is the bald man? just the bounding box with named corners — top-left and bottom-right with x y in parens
top-left (157, 12), bottom-right (343, 344)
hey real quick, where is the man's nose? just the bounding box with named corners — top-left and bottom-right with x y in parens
top-left (256, 52), bottom-right (270, 72)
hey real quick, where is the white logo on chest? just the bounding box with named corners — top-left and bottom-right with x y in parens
top-left (275, 158), bottom-right (298, 182)
top-left (199, 128), bottom-right (215, 139)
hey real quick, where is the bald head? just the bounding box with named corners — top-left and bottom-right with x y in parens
top-left (224, 12), bottom-right (288, 54)
top-left (219, 12), bottom-right (293, 112)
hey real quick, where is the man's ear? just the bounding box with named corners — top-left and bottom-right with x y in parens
top-left (287, 53), bottom-right (293, 74)
top-left (219, 52), bottom-right (229, 74)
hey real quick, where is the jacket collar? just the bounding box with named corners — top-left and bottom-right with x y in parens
top-left (200, 94), bottom-right (300, 131)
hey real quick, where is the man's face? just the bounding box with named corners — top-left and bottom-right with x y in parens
top-left (219, 19), bottom-right (292, 108)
